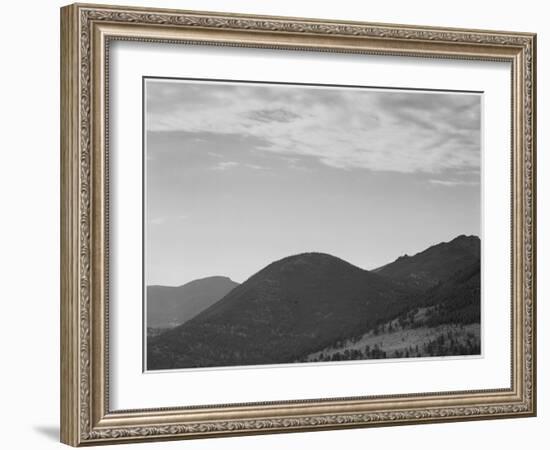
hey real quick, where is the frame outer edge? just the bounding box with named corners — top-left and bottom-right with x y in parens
top-left (529, 33), bottom-right (537, 416)
top-left (61, 3), bottom-right (537, 445)
top-left (61, 4), bottom-right (81, 447)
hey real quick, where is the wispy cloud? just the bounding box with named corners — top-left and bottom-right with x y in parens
top-left (212, 161), bottom-right (239, 171)
top-left (147, 81), bottom-right (481, 176)
top-left (243, 163), bottom-right (264, 170)
top-left (211, 161), bottom-right (266, 171)
top-left (246, 108), bottom-right (300, 124)
top-left (429, 179), bottom-right (480, 187)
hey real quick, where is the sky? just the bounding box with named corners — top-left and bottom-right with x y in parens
top-left (145, 78), bottom-right (481, 286)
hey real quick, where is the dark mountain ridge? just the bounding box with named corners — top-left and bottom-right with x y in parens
top-left (374, 235), bottom-right (480, 289)
top-left (148, 253), bottom-right (413, 369)
top-left (194, 252), bottom-right (408, 322)
top-left (147, 236), bottom-right (481, 370)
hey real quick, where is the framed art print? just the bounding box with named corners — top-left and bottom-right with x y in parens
top-left (60, 3), bottom-right (536, 446)
top-left (144, 78), bottom-right (483, 371)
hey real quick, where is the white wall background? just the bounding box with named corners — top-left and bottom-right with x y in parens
top-left (0, 1), bottom-right (546, 449)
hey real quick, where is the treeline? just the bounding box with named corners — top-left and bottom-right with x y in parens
top-left (304, 344), bottom-right (389, 362)
top-left (305, 327), bottom-right (480, 363)
top-left (423, 330), bottom-right (480, 356)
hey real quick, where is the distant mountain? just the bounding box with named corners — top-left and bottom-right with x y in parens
top-left (147, 253), bottom-right (413, 370)
top-left (147, 276), bottom-right (239, 329)
top-left (373, 235), bottom-right (480, 289)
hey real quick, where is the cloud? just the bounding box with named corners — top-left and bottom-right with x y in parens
top-left (211, 161), bottom-right (266, 171)
top-left (246, 108), bottom-right (301, 123)
top-left (429, 179), bottom-right (480, 187)
top-left (243, 163), bottom-right (264, 170)
top-left (146, 80), bottom-right (481, 175)
top-left (212, 161), bottom-right (239, 171)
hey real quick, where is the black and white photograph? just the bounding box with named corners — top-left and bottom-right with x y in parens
top-left (144, 78), bottom-right (482, 371)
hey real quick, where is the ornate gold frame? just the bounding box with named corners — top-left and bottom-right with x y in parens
top-left (60, 3), bottom-right (536, 446)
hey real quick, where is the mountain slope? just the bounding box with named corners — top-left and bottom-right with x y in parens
top-left (303, 259), bottom-right (481, 362)
top-left (419, 260), bottom-right (481, 327)
top-left (147, 253), bottom-right (414, 370)
top-left (374, 235), bottom-right (480, 289)
top-left (147, 276), bottom-right (239, 329)
top-left (147, 235), bottom-right (481, 370)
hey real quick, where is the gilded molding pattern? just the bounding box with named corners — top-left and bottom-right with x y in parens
top-left (84, 8), bottom-right (534, 45)
top-left (78, 7), bottom-right (93, 441)
top-left (87, 403), bottom-right (530, 441)
top-left (62, 4), bottom-right (535, 445)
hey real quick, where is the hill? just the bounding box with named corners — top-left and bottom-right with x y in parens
top-left (147, 235), bottom-right (481, 370)
top-left (147, 276), bottom-right (239, 329)
top-left (147, 253), bottom-right (413, 369)
top-left (302, 260), bottom-right (481, 363)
